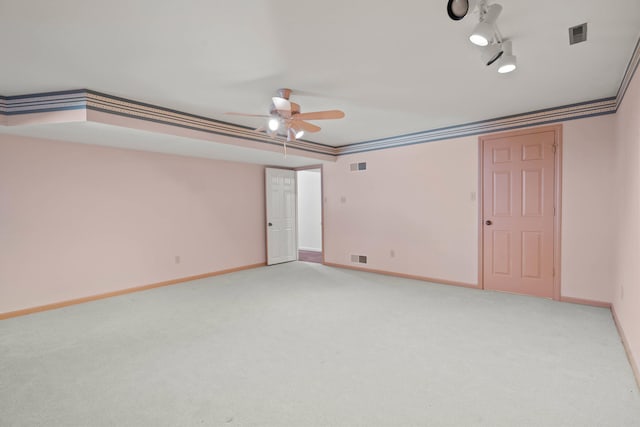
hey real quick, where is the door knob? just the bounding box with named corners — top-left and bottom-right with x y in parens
top-left (485, 220), bottom-right (492, 225)
top-left (268, 222), bottom-right (273, 226)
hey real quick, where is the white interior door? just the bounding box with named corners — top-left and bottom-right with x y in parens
top-left (266, 168), bottom-right (297, 265)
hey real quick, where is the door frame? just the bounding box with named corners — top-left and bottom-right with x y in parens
top-left (294, 165), bottom-right (325, 264)
top-left (477, 124), bottom-right (563, 300)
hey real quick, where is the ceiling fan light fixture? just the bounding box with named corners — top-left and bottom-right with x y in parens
top-left (286, 128), bottom-right (296, 142)
top-left (497, 40), bottom-right (517, 73)
top-left (295, 129), bottom-right (304, 139)
top-left (268, 117), bottom-right (280, 131)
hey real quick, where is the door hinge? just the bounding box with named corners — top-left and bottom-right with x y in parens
top-left (552, 144), bottom-right (557, 154)
top-left (554, 206), bottom-right (556, 216)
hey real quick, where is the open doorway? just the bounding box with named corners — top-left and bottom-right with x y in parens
top-left (296, 168), bottom-right (323, 263)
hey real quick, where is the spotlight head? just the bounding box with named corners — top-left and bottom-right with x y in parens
top-left (497, 40), bottom-right (517, 73)
top-left (295, 129), bottom-right (304, 139)
top-left (469, 22), bottom-right (493, 46)
top-left (268, 117), bottom-right (280, 131)
top-left (469, 3), bottom-right (502, 46)
top-left (447, 0), bottom-right (470, 20)
top-left (481, 43), bottom-right (504, 66)
top-left (498, 57), bottom-right (516, 73)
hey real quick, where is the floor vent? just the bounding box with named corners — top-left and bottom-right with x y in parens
top-left (351, 255), bottom-right (367, 264)
top-left (350, 162), bottom-right (367, 171)
top-left (569, 23), bottom-right (587, 45)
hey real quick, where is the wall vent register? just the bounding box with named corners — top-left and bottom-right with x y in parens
top-left (350, 255), bottom-right (368, 264)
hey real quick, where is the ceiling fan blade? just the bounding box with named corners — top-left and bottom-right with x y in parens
top-left (254, 126), bottom-right (266, 133)
top-left (292, 110), bottom-right (345, 121)
top-left (225, 112), bottom-right (270, 118)
top-left (291, 120), bottom-right (321, 133)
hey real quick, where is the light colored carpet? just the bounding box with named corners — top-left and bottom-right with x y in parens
top-left (1, 262), bottom-right (639, 426)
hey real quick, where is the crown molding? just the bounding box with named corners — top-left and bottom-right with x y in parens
top-left (1, 36), bottom-right (638, 158)
top-left (336, 97), bottom-right (617, 155)
top-left (615, 36), bottom-right (640, 110)
top-left (1, 90), bottom-right (339, 157)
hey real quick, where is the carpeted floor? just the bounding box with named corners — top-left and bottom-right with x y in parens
top-left (1, 262), bottom-right (639, 426)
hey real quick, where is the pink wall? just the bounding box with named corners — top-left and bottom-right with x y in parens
top-left (0, 134), bottom-right (266, 314)
top-left (323, 136), bottom-right (479, 285)
top-left (323, 117), bottom-right (619, 300)
top-left (562, 115), bottom-right (617, 302)
top-left (611, 65), bottom-right (640, 378)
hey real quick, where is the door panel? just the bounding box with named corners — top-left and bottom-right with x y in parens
top-left (482, 130), bottom-right (556, 298)
top-left (266, 168), bottom-right (297, 265)
top-left (492, 171), bottom-right (512, 216)
top-left (491, 230), bottom-right (512, 276)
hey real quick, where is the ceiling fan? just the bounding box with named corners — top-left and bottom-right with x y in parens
top-left (226, 88), bottom-right (345, 143)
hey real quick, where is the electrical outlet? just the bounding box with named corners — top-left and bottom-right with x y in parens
top-left (175, 255), bottom-right (181, 264)
top-left (390, 249), bottom-right (395, 258)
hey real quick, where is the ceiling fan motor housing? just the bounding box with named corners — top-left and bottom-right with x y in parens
top-left (277, 88), bottom-right (292, 100)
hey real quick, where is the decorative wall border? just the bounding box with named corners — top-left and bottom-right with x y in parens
top-left (0, 90), bottom-right (339, 157)
top-left (615, 36), bottom-right (640, 110)
top-left (337, 97), bottom-right (617, 155)
top-left (2, 89), bottom-right (87, 114)
top-left (1, 36), bottom-right (638, 158)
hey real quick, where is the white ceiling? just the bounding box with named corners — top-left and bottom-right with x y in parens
top-left (1, 0), bottom-right (639, 156)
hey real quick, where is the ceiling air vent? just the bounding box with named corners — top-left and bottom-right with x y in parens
top-left (569, 23), bottom-right (587, 45)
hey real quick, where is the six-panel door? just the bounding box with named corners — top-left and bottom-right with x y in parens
top-left (482, 130), bottom-right (556, 298)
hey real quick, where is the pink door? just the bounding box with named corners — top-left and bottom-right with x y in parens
top-left (482, 128), bottom-right (557, 298)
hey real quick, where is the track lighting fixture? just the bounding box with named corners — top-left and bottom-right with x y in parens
top-left (447, 0), bottom-right (517, 73)
top-left (497, 40), bottom-right (517, 73)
